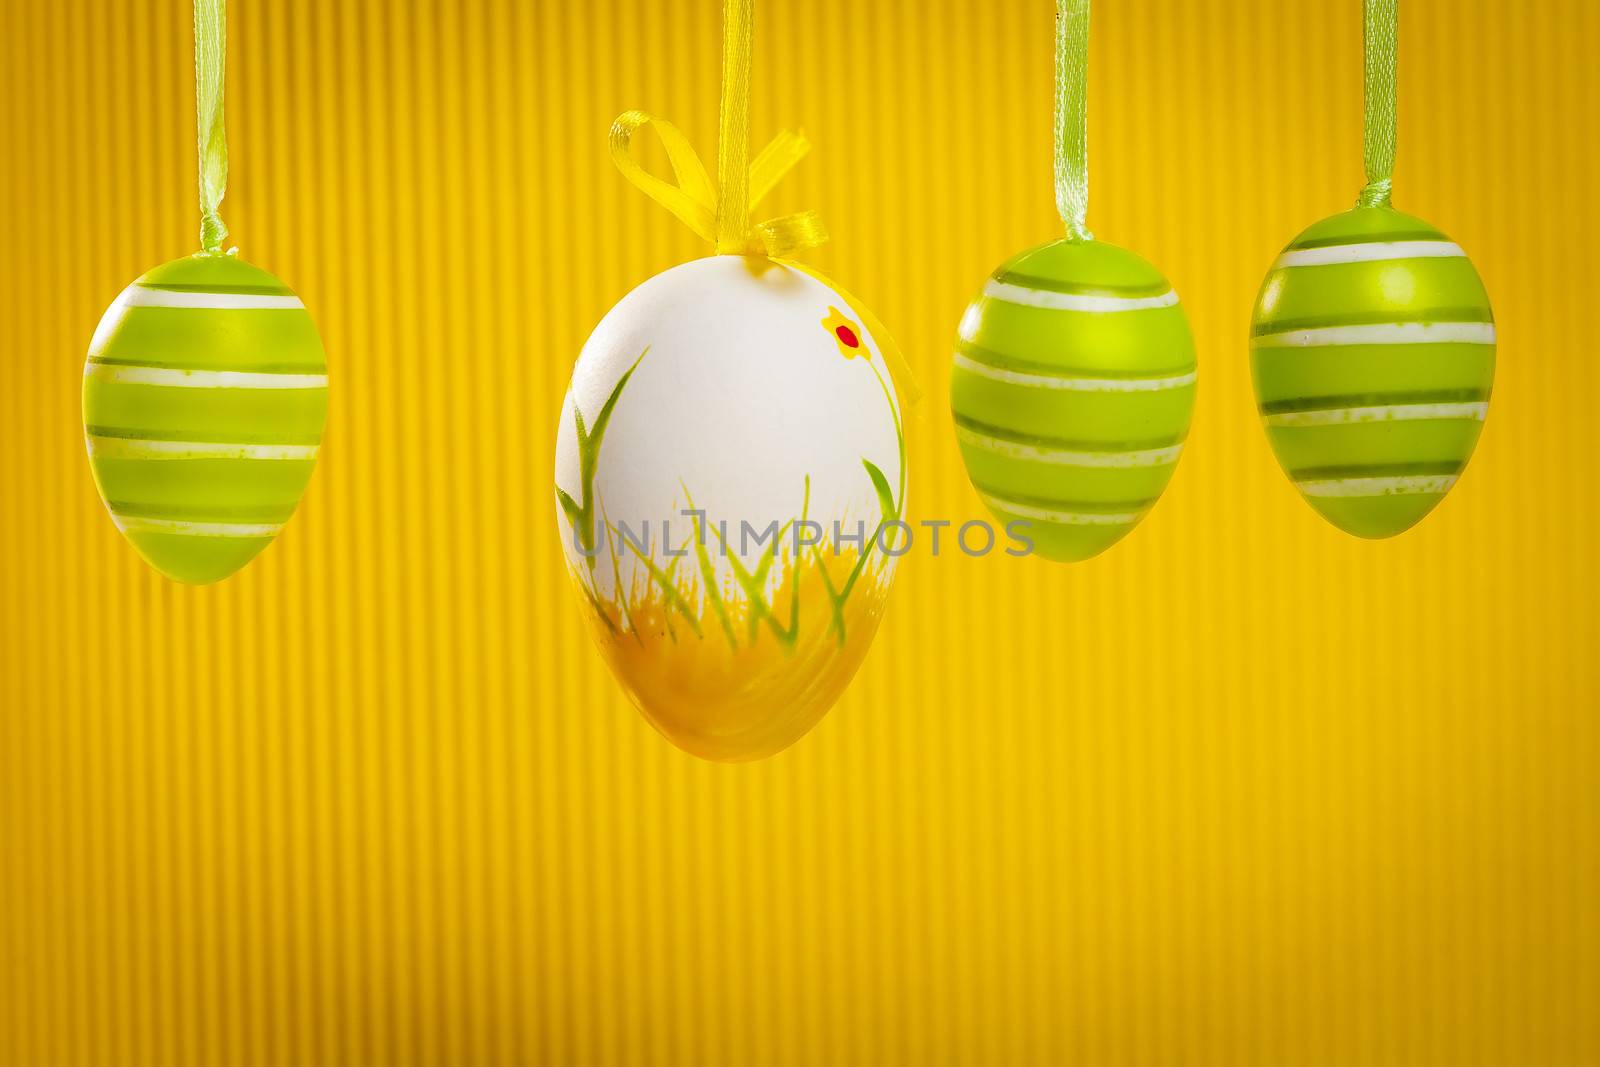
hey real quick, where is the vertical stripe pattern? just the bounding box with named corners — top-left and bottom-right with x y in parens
top-left (1, 1), bottom-right (1596, 1066)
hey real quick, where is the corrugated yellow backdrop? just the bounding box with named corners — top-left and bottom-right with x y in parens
top-left (3, 0), bottom-right (1598, 1063)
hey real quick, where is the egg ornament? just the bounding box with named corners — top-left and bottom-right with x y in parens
top-left (1248, 0), bottom-right (1497, 536)
top-left (951, 239), bottom-right (1197, 562)
top-left (1249, 207), bottom-right (1494, 538)
top-left (554, 256), bottom-right (906, 761)
top-left (83, 252), bottom-right (329, 584)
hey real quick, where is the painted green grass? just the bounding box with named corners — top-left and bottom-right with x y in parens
top-left (557, 333), bottom-right (906, 653)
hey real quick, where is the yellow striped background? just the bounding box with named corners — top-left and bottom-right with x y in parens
top-left (3, 0), bottom-right (1598, 1063)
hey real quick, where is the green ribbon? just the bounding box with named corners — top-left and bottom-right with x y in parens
top-left (194, 0), bottom-right (229, 251)
top-left (1055, 0), bottom-right (1091, 241)
top-left (1358, 0), bottom-right (1397, 208)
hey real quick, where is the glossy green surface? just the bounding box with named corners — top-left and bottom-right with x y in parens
top-left (950, 239), bottom-right (1197, 562)
top-left (82, 253), bottom-right (328, 584)
top-left (1250, 207), bottom-right (1495, 538)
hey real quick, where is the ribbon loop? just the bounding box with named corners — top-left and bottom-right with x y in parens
top-left (605, 0), bottom-right (915, 406)
top-left (609, 0), bottom-right (826, 257)
top-left (610, 114), bottom-right (827, 258)
top-left (749, 129), bottom-right (811, 211)
top-left (609, 111), bottom-right (717, 243)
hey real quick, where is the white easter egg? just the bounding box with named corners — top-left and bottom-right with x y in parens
top-left (554, 255), bottom-right (906, 761)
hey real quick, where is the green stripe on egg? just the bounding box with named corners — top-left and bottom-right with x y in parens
top-left (82, 252), bottom-right (328, 584)
top-left (950, 239), bottom-right (1197, 562)
top-left (1250, 207), bottom-right (1494, 538)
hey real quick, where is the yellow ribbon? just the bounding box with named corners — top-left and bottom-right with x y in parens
top-left (608, 112), bottom-right (827, 258)
top-left (779, 259), bottom-right (923, 407)
top-left (611, 0), bottom-right (824, 257)
top-left (608, 0), bottom-right (919, 405)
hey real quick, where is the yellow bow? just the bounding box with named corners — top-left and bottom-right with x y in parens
top-left (606, 0), bottom-right (919, 406)
top-left (609, 111), bottom-right (828, 258)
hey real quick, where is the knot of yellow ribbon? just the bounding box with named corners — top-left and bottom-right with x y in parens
top-left (609, 111), bottom-right (828, 258)
top-left (603, 0), bottom-right (919, 407)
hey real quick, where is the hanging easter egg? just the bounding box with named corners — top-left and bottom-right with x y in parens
top-left (83, 252), bottom-right (329, 584)
top-left (1249, 207), bottom-right (1494, 538)
top-left (952, 239), bottom-right (1196, 562)
top-left (950, 0), bottom-right (1194, 563)
top-left (578, 0), bottom-right (913, 758)
top-left (1249, 0), bottom-right (1496, 537)
top-left (83, 0), bottom-right (326, 582)
top-left (554, 256), bottom-right (905, 762)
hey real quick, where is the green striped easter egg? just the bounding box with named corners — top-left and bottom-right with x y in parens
top-left (83, 252), bottom-right (328, 584)
top-left (950, 239), bottom-right (1197, 562)
top-left (1250, 207), bottom-right (1494, 538)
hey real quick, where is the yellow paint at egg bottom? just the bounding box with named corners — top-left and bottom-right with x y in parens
top-left (569, 531), bottom-right (893, 763)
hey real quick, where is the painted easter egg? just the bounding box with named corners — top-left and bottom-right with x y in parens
top-left (950, 239), bottom-right (1196, 562)
top-left (554, 255), bottom-right (905, 762)
top-left (83, 252), bottom-right (329, 584)
top-left (1250, 207), bottom-right (1494, 538)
